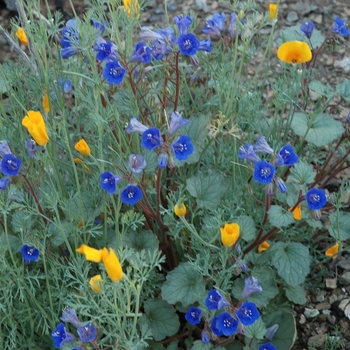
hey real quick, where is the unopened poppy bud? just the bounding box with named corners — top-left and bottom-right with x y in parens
top-left (174, 198), bottom-right (187, 216)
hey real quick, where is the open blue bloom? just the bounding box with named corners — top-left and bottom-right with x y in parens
top-left (60, 19), bottom-right (79, 58)
top-left (300, 21), bottom-right (315, 38)
top-left (61, 308), bottom-right (81, 327)
top-left (21, 244), bottom-right (40, 264)
top-left (174, 15), bottom-right (193, 35)
top-left (0, 140), bottom-right (12, 156)
top-left (171, 135), bottom-right (194, 161)
top-left (238, 144), bottom-right (260, 163)
top-left (102, 60), bottom-right (126, 85)
top-left (236, 302), bottom-right (260, 326)
top-left (205, 289), bottom-right (229, 310)
top-left (121, 184), bottom-right (143, 205)
top-left (100, 171), bottom-right (121, 194)
top-left (178, 33), bottom-right (200, 56)
top-left (259, 343), bottom-right (277, 350)
top-left (306, 188), bottom-right (327, 210)
top-left (129, 154), bottom-right (147, 173)
top-left (1, 154), bottom-right (22, 176)
top-left (77, 322), bottom-right (97, 342)
top-left (265, 324), bottom-right (279, 340)
top-left (198, 39), bottom-right (212, 52)
top-left (130, 42), bottom-right (152, 63)
top-left (201, 330), bottom-right (210, 344)
top-left (216, 312), bottom-right (238, 336)
top-left (168, 111), bottom-right (190, 135)
top-left (210, 316), bottom-right (224, 336)
top-left (141, 128), bottom-right (162, 150)
top-left (254, 136), bottom-right (273, 154)
top-left (202, 13), bottom-right (226, 37)
top-left (275, 145), bottom-right (298, 166)
top-left (0, 177), bottom-right (10, 191)
top-left (275, 177), bottom-right (287, 193)
top-left (332, 17), bottom-right (349, 36)
top-left (242, 276), bottom-right (263, 299)
top-left (126, 117), bottom-right (148, 134)
top-left (52, 323), bottom-right (75, 349)
top-left (25, 139), bottom-right (40, 159)
top-left (158, 153), bottom-right (168, 168)
top-left (94, 38), bottom-right (118, 61)
top-left (253, 160), bottom-right (275, 184)
top-left (185, 306), bottom-right (202, 325)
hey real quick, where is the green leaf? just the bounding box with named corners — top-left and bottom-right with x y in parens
top-left (268, 205), bottom-right (294, 228)
top-left (280, 25), bottom-right (324, 48)
top-left (244, 318), bottom-right (266, 340)
top-left (0, 234), bottom-right (22, 252)
top-left (291, 113), bottom-right (344, 147)
top-left (232, 266), bottom-right (279, 308)
top-left (309, 80), bottom-right (331, 97)
top-left (224, 341), bottom-right (245, 350)
top-left (263, 310), bottom-right (297, 349)
top-left (191, 340), bottom-right (213, 350)
top-left (336, 80), bottom-right (350, 101)
top-left (329, 211), bottom-right (350, 241)
top-left (285, 285), bottom-right (307, 305)
top-left (62, 341), bottom-right (83, 350)
top-left (11, 211), bottom-right (32, 233)
top-left (144, 299), bottom-right (180, 341)
top-left (272, 242), bottom-right (311, 287)
top-left (167, 340), bottom-right (179, 350)
top-left (237, 216), bottom-right (256, 241)
top-left (144, 150), bottom-right (158, 174)
top-left (289, 161), bottom-right (316, 185)
top-left (161, 263), bottom-right (206, 306)
top-left (122, 230), bottom-right (159, 251)
top-left (186, 171), bottom-right (229, 209)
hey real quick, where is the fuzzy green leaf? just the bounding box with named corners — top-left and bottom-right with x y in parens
top-left (161, 263), bottom-right (206, 306)
top-left (291, 113), bottom-right (344, 147)
top-left (245, 318), bottom-right (266, 340)
top-left (309, 80), bottom-right (331, 97)
top-left (191, 341), bottom-right (213, 350)
top-left (268, 205), bottom-right (294, 228)
top-left (336, 80), bottom-right (350, 101)
top-left (288, 161), bottom-right (316, 184)
top-left (237, 216), bottom-right (256, 241)
top-left (144, 299), bottom-right (180, 341)
top-left (280, 25), bottom-right (324, 48)
top-left (272, 242), bottom-right (311, 287)
top-left (285, 285), bottom-right (307, 305)
top-left (11, 211), bottom-right (32, 233)
top-left (186, 172), bottom-right (228, 209)
top-left (329, 211), bottom-right (350, 241)
top-left (122, 230), bottom-right (159, 251)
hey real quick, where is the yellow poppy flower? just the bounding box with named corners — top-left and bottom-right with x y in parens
top-left (325, 242), bottom-right (339, 259)
top-left (76, 244), bottom-right (102, 262)
top-left (122, 0), bottom-right (140, 17)
top-left (89, 274), bottom-right (102, 292)
top-left (101, 247), bottom-right (123, 282)
top-left (16, 27), bottom-right (28, 46)
top-left (22, 110), bottom-right (50, 146)
top-left (269, 4), bottom-right (278, 20)
top-left (277, 41), bottom-right (312, 64)
top-left (289, 204), bottom-right (302, 221)
top-left (220, 223), bottom-right (240, 247)
top-left (258, 241), bottom-right (270, 253)
top-left (75, 139), bottom-right (91, 156)
top-left (174, 203), bottom-right (187, 217)
top-left (42, 92), bottom-right (50, 114)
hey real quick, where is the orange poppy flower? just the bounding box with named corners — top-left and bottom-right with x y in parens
top-left (277, 41), bottom-right (312, 64)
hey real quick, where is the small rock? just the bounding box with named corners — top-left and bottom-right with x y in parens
top-left (299, 313), bottom-right (306, 324)
top-left (304, 307), bottom-right (320, 318)
top-left (154, 7), bottom-right (164, 14)
top-left (167, 3), bottom-right (177, 12)
top-left (295, 3), bottom-right (311, 15)
top-left (329, 294), bottom-right (338, 305)
top-left (338, 298), bottom-right (350, 311)
top-left (325, 278), bottom-right (337, 289)
top-left (344, 303), bottom-right (350, 320)
top-left (308, 334), bottom-right (326, 348)
top-left (316, 302), bottom-right (331, 310)
top-left (334, 57), bottom-right (350, 73)
top-left (325, 313), bottom-right (336, 325)
top-left (316, 290), bottom-right (326, 302)
top-left (313, 14), bottom-right (323, 24)
top-left (148, 14), bottom-right (161, 22)
top-left (211, 1), bottom-right (219, 10)
top-left (339, 272), bottom-right (350, 285)
top-left (287, 11), bottom-right (299, 22)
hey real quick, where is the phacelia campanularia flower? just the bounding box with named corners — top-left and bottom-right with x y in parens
top-left (21, 244), bottom-right (40, 264)
top-left (242, 276), bottom-right (263, 299)
top-left (25, 139), bottom-right (40, 159)
top-left (158, 153), bottom-right (169, 169)
top-left (0, 140), bottom-right (12, 156)
top-left (202, 13), bottom-right (226, 37)
top-left (185, 306), bottom-right (202, 325)
top-left (91, 18), bottom-right (106, 35)
top-left (259, 343), bottom-right (277, 350)
top-left (238, 144), bottom-right (260, 163)
top-left (171, 135), bottom-right (194, 161)
top-left (121, 184), bottom-right (143, 205)
top-left (1, 154), bottom-right (22, 176)
top-left (102, 60), bottom-right (126, 85)
top-left (275, 144), bottom-right (299, 166)
top-left (198, 39), bottom-right (212, 52)
top-left (100, 171), bottom-right (121, 194)
top-left (210, 316), bottom-right (224, 336)
top-left (178, 33), bottom-right (200, 56)
top-left (332, 17), bottom-right (349, 36)
top-left (305, 188), bottom-right (327, 210)
top-left (60, 19), bottom-right (79, 59)
top-left (151, 39), bottom-right (173, 60)
top-left (300, 21), bottom-right (315, 38)
top-left (254, 136), bottom-right (274, 154)
top-left (236, 301), bottom-right (260, 326)
top-left (52, 323), bottom-right (75, 349)
top-left (129, 154), bottom-right (147, 173)
top-left (126, 117), bottom-right (148, 134)
top-left (168, 111), bottom-right (190, 135)
top-left (228, 13), bottom-right (244, 38)
top-left (253, 160), bottom-right (275, 184)
top-left (216, 312), bottom-right (238, 336)
top-left (60, 307), bottom-right (81, 327)
top-left (174, 15), bottom-right (193, 35)
top-left (77, 322), bottom-right (97, 342)
top-left (275, 177), bottom-right (287, 193)
top-left (201, 330), bottom-right (210, 344)
top-left (0, 177), bottom-right (10, 191)
top-left (130, 42), bottom-right (153, 63)
top-left (141, 128), bottom-right (162, 150)
top-left (205, 289), bottom-right (229, 310)
top-left (94, 38), bottom-right (118, 61)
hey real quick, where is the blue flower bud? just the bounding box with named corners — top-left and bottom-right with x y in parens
top-left (242, 276), bottom-right (263, 299)
top-left (129, 154), bottom-right (146, 173)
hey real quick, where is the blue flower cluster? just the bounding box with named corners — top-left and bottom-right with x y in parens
top-left (238, 136), bottom-right (298, 193)
top-left (0, 140), bottom-right (22, 191)
top-left (185, 277), bottom-right (266, 345)
top-left (52, 308), bottom-right (97, 349)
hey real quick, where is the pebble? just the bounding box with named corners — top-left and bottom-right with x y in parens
top-left (308, 334), bottom-right (326, 348)
top-left (287, 11), bottom-right (299, 22)
top-left (329, 293), bottom-right (338, 305)
top-left (154, 7), bottom-right (164, 14)
top-left (339, 260), bottom-right (350, 270)
top-left (316, 301), bottom-right (331, 310)
top-left (325, 278), bottom-right (337, 289)
top-left (313, 14), bottom-right (323, 24)
top-left (304, 307), bottom-right (320, 318)
top-left (334, 57), bottom-right (350, 73)
top-left (167, 3), bottom-right (177, 12)
top-left (338, 298), bottom-right (350, 311)
top-left (211, 1), bottom-right (219, 10)
top-left (339, 272), bottom-right (350, 285)
top-left (316, 290), bottom-right (326, 302)
top-left (345, 304), bottom-right (350, 320)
